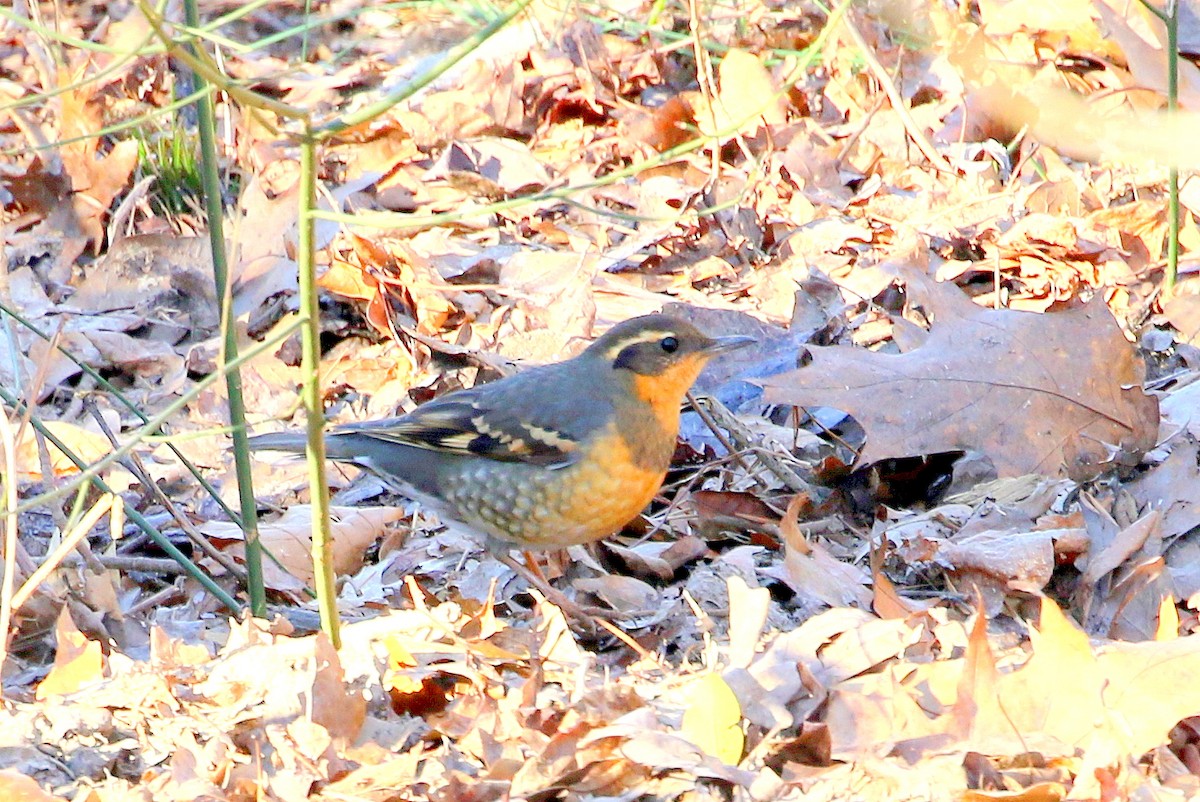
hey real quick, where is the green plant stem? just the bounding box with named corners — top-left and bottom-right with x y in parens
top-left (2, 86), bottom-right (212, 159)
top-left (12, 317), bottom-right (302, 517)
top-left (0, 299), bottom-right (242, 527)
top-left (183, 0), bottom-right (265, 618)
top-left (1167, 0), bottom-right (1180, 294)
top-left (646, 0), bottom-right (670, 27)
top-left (301, 0), bottom-right (312, 61)
top-left (298, 130), bottom-right (339, 648)
top-left (314, 0), bottom-right (535, 140)
top-left (1139, 0), bottom-right (1180, 293)
top-left (137, 0), bottom-right (305, 121)
top-left (0, 387), bottom-right (240, 613)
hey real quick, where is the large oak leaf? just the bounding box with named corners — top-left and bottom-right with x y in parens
top-left (760, 277), bottom-right (1158, 480)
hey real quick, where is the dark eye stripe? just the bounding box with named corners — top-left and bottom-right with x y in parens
top-left (600, 329), bottom-right (683, 360)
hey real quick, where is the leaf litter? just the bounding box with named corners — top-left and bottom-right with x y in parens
top-left (5, 0), bottom-right (1200, 800)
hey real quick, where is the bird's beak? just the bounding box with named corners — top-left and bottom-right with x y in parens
top-left (701, 334), bottom-right (756, 355)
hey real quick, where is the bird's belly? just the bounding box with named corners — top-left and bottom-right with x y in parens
top-left (441, 431), bottom-right (668, 551)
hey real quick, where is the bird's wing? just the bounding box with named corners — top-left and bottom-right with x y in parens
top-left (335, 374), bottom-right (588, 467)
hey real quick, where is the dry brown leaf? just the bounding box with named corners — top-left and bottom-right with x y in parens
top-left (775, 495), bottom-right (871, 608)
top-left (200, 505), bottom-right (407, 591)
top-left (816, 614), bottom-right (925, 687)
top-left (1079, 510), bottom-right (1160, 585)
top-left (201, 623), bottom-right (366, 742)
top-left (1089, 200), bottom-right (1168, 264)
top-left (961, 783), bottom-right (1068, 802)
top-left (951, 606), bottom-right (1001, 741)
top-left (829, 596), bottom-right (1200, 765)
top-left (0, 771), bottom-right (67, 802)
top-left (1129, 439), bottom-right (1200, 539)
top-left (83, 330), bottom-right (184, 377)
top-left (319, 256), bottom-right (380, 303)
top-left (70, 235), bottom-right (219, 334)
top-left (761, 274), bottom-right (1158, 480)
top-left (703, 48), bottom-right (788, 138)
top-left (600, 541), bottom-right (675, 581)
top-left (573, 575), bottom-right (660, 613)
top-left (319, 340), bottom-right (415, 410)
top-left (727, 575), bottom-right (770, 669)
top-left (428, 138), bottom-right (550, 197)
top-left (149, 625), bottom-right (213, 668)
top-left (1162, 294), bottom-right (1200, 345)
top-left (54, 71), bottom-right (139, 250)
top-left (599, 727), bottom-right (753, 784)
top-left (938, 529), bottom-right (1055, 614)
top-left (977, 0), bottom-right (1115, 59)
top-left (1093, 0), bottom-right (1200, 109)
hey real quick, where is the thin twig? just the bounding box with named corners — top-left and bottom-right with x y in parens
top-left (84, 398), bottom-right (247, 583)
top-left (840, 12), bottom-right (956, 175)
top-left (10, 494), bottom-right (114, 613)
top-left (691, 393), bottom-right (811, 494)
top-left (0, 403), bottom-right (19, 692)
top-left (94, 555), bottom-right (189, 575)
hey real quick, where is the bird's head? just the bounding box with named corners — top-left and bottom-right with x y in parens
top-left (587, 314), bottom-right (754, 410)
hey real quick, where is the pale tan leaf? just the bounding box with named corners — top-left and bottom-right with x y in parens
top-left (0, 771), bottom-right (67, 802)
top-left (199, 505), bottom-right (407, 590)
top-left (696, 49), bottom-right (786, 139)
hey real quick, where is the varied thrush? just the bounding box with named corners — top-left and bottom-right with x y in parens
top-left (249, 314), bottom-right (753, 557)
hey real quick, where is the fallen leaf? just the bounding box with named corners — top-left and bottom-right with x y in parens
top-left (952, 606), bottom-right (1001, 741)
top-left (199, 505), bottom-right (407, 591)
top-left (36, 607), bottom-right (105, 700)
top-left (726, 575), bottom-right (770, 668)
top-left (199, 626), bottom-right (365, 742)
top-left (15, 420), bottom-right (118, 480)
top-left (772, 494), bottom-right (871, 608)
top-left (961, 781), bottom-right (1068, 801)
top-left (937, 529), bottom-right (1055, 614)
top-left (680, 674), bottom-right (745, 766)
top-left (1128, 438), bottom-right (1200, 540)
top-left (700, 49), bottom-right (788, 139)
top-left (828, 596), bottom-right (1200, 764)
top-left (760, 274), bottom-right (1158, 481)
top-left (0, 771), bottom-right (67, 802)
top-left (427, 138), bottom-right (550, 197)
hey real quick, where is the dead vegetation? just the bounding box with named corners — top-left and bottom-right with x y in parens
top-left (3, 0), bottom-right (1200, 799)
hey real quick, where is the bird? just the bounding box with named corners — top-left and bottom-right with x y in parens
top-left (249, 314), bottom-right (753, 606)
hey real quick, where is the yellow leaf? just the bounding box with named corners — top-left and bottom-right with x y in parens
top-left (383, 635), bottom-right (416, 671)
top-left (15, 421), bottom-right (113, 480)
top-left (1156, 595), bottom-right (1179, 641)
top-left (36, 608), bottom-right (105, 700)
top-left (697, 49), bottom-right (786, 139)
top-left (680, 673), bottom-right (744, 765)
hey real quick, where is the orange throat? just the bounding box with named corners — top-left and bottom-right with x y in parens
top-left (626, 354), bottom-right (708, 467)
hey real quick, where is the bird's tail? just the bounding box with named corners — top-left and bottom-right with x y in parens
top-left (246, 432), bottom-right (308, 454)
top-left (248, 430), bottom-right (370, 464)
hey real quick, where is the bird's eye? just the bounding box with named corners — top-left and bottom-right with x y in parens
top-left (660, 336), bottom-right (679, 353)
